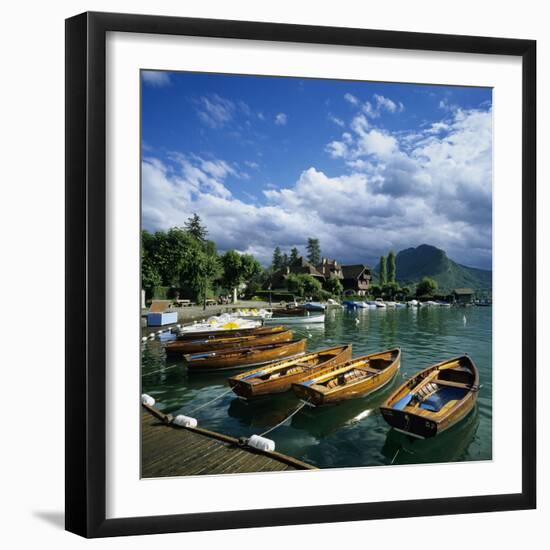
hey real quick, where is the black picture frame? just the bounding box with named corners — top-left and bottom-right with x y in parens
top-left (65, 11), bottom-right (536, 538)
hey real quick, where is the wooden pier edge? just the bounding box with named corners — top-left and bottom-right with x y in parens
top-left (141, 403), bottom-right (317, 475)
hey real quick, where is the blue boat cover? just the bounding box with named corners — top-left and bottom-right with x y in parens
top-left (190, 352), bottom-right (213, 359)
top-left (419, 386), bottom-right (467, 412)
top-left (301, 379), bottom-right (317, 386)
top-left (393, 393), bottom-right (413, 410)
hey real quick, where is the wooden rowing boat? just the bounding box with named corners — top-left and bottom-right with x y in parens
top-left (184, 339), bottom-right (307, 372)
top-left (292, 348), bottom-right (401, 406)
top-left (165, 329), bottom-right (293, 357)
top-left (379, 355), bottom-right (480, 439)
top-left (176, 324), bottom-right (286, 341)
top-left (228, 344), bottom-right (352, 399)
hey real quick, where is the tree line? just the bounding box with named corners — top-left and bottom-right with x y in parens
top-left (142, 214), bottom-right (262, 305)
top-left (271, 238), bottom-right (321, 271)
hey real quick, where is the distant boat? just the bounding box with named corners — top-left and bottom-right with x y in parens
top-left (407, 300), bottom-right (419, 307)
top-left (395, 302), bottom-right (406, 308)
top-left (374, 300), bottom-right (387, 308)
top-left (265, 312), bottom-right (325, 324)
top-left (183, 339), bottom-right (307, 372)
top-left (292, 348), bottom-right (401, 406)
top-left (165, 329), bottom-right (293, 357)
top-left (384, 301), bottom-right (397, 308)
top-left (228, 344), bottom-right (352, 399)
top-left (380, 355), bottom-right (480, 438)
top-left (302, 302), bottom-right (326, 311)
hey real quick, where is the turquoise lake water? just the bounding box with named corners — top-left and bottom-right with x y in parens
top-left (141, 306), bottom-right (492, 470)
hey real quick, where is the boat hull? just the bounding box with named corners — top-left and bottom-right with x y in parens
top-left (379, 355), bottom-right (480, 438)
top-left (165, 329), bottom-right (293, 357)
top-left (292, 349), bottom-right (401, 406)
top-left (184, 339), bottom-right (307, 372)
top-left (265, 314), bottom-right (324, 324)
top-left (228, 344), bottom-right (352, 399)
top-left (175, 325), bottom-right (286, 341)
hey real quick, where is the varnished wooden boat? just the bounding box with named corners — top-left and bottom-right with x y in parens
top-left (228, 344), bottom-right (352, 399)
top-left (184, 339), bottom-right (307, 372)
top-left (292, 348), bottom-right (401, 406)
top-left (165, 329), bottom-right (293, 357)
top-left (379, 355), bottom-right (480, 439)
top-left (176, 324), bottom-right (286, 341)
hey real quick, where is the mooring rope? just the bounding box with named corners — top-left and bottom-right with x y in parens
top-left (186, 388), bottom-right (234, 414)
top-left (391, 448), bottom-right (400, 465)
top-left (142, 364), bottom-right (180, 377)
top-left (258, 400), bottom-right (309, 438)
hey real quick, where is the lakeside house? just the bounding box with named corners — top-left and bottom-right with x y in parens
top-left (269, 257), bottom-right (325, 289)
top-left (269, 256), bottom-right (371, 295)
top-left (453, 288), bottom-right (475, 304)
top-left (341, 264), bottom-right (372, 296)
top-left (316, 258), bottom-right (344, 281)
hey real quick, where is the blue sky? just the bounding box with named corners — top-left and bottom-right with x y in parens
top-left (141, 70), bottom-right (492, 269)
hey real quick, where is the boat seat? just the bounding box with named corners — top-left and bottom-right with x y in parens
top-left (359, 366), bottom-right (380, 374)
top-left (433, 379), bottom-right (473, 390)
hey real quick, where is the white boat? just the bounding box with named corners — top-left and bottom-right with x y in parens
top-left (176, 313), bottom-right (262, 334)
top-left (354, 301), bottom-right (370, 308)
top-left (395, 302), bottom-right (406, 308)
top-left (407, 300), bottom-right (419, 307)
top-left (234, 308), bottom-right (273, 320)
top-left (374, 300), bottom-right (387, 309)
top-left (384, 301), bottom-right (397, 308)
top-left (265, 313), bottom-right (325, 324)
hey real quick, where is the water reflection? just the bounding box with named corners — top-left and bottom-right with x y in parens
top-left (381, 407), bottom-right (481, 465)
top-left (141, 306), bottom-right (492, 469)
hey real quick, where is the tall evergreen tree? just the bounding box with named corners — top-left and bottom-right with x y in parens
top-left (282, 252), bottom-right (289, 268)
top-left (388, 250), bottom-right (396, 283)
top-left (379, 255), bottom-right (387, 286)
top-left (306, 238), bottom-right (321, 265)
top-left (289, 247), bottom-right (300, 265)
top-left (184, 213), bottom-right (208, 241)
top-left (272, 246), bottom-right (283, 270)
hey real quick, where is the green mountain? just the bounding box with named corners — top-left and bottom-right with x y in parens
top-left (393, 244), bottom-right (492, 291)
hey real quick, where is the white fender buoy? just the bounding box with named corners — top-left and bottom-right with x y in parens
top-left (157, 330), bottom-right (163, 335)
top-left (148, 333), bottom-right (155, 339)
top-left (173, 415), bottom-right (198, 428)
top-left (141, 336), bottom-right (148, 343)
top-left (141, 394), bottom-right (155, 406)
top-left (248, 435), bottom-right (276, 452)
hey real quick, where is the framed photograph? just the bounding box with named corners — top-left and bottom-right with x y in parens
top-left (65, 11), bottom-right (536, 538)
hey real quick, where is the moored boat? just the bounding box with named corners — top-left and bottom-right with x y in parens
top-left (176, 324), bottom-right (286, 341)
top-left (228, 344), bottom-right (352, 399)
top-left (165, 329), bottom-right (293, 357)
top-left (292, 348), bottom-right (401, 406)
top-left (379, 355), bottom-right (480, 438)
top-left (183, 338), bottom-right (307, 372)
top-left (302, 302), bottom-right (326, 311)
top-left (265, 313), bottom-right (325, 324)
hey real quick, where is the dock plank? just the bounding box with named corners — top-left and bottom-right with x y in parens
top-left (141, 406), bottom-right (315, 477)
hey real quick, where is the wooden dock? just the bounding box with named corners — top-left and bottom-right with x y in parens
top-left (141, 405), bottom-right (316, 477)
